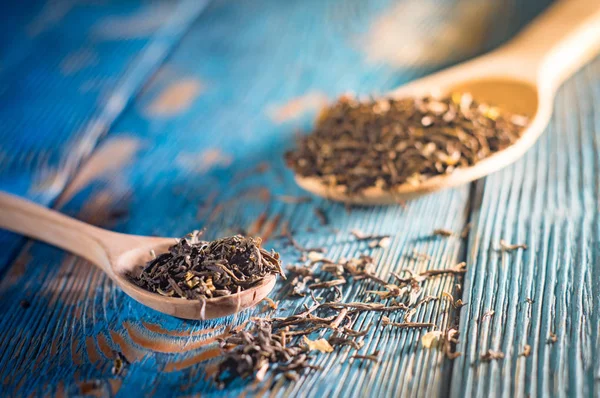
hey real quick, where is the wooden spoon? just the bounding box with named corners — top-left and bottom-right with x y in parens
top-left (0, 192), bottom-right (276, 320)
top-left (295, 0), bottom-right (600, 204)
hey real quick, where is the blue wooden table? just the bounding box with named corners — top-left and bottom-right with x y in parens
top-left (1, 0), bottom-right (598, 396)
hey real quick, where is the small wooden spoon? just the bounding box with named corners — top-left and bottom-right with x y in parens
top-left (295, 0), bottom-right (600, 204)
top-left (0, 192), bottom-right (276, 320)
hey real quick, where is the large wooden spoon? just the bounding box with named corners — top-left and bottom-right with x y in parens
top-left (0, 192), bottom-right (276, 320)
top-left (295, 0), bottom-right (600, 204)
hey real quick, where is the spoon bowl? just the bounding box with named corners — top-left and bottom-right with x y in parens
top-left (0, 192), bottom-right (277, 320)
top-left (295, 0), bottom-right (600, 204)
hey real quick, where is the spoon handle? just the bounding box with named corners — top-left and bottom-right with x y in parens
top-left (500, 0), bottom-right (600, 89)
top-left (0, 191), bottom-right (113, 271)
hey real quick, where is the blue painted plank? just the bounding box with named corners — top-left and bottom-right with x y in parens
top-left (450, 57), bottom-right (600, 398)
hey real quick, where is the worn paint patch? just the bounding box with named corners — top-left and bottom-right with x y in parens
top-left (360, 0), bottom-right (499, 67)
top-left (267, 92), bottom-right (328, 123)
top-left (109, 331), bottom-right (145, 362)
top-left (60, 49), bottom-right (99, 75)
top-left (85, 336), bottom-right (102, 363)
top-left (56, 136), bottom-right (141, 206)
top-left (77, 190), bottom-right (130, 230)
top-left (261, 213), bottom-right (281, 242)
top-left (124, 322), bottom-right (226, 353)
top-left (163, 347), bottom-right (222, 372)
top-left (248, 211), bottom-right (268, 236)
top-left (71, 339), bottom-right (83, 365)
top-left (93, 4), bottom-right (174, 40)
top-left (96, 332), bottom-right (114, 358)
top-left (176, 149), bottom-right (232, 174)
top-left (146, 79), bottom-right (203, 117)
top-left (0, 247), bottom-right (33, 285)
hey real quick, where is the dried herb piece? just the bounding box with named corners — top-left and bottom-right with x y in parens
top-left (308, 278), bottom-right (346, 290)
top-left (481, 349), bottom-right (504, 361)
top-left (433, 228), bottom-right (453, 237)
top-left (351, 350), bottom-right (380, 363)
top-left (442, 328), bottom-right (461, 359)
top-left (350, 229), bottom-right (390, 241)
top-left (409, 249), bottom-right (431, 261)
top-left (421, 331), bottom-right (443, 348)
top-left (368, 236), bottom-right (391, 249)
top-left (261, 297), bottom-right (278, 310)
top-left (328, 336), bottom-right (364, 350)
top-left (303, 336), bottom-right (334, 353)
top-left (127, 233), bottom-right (283, 300)
top-left (111, 351), bottom-right (129, 376)
top-left (499, 239), bottom-right (528, 252)
top-left (381, 316), bottom-right (435, 329)
top-left (548, 332), bottom-right (558, 344)
top-left (521, 344), bottom-right (531, 357)
top-left (285, 93), bottom-right (529, 195)
top-left (481, 310), bottom-right (495, 320)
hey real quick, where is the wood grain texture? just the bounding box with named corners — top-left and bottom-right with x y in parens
top-left (450, 56), bottom-right (600, 398)
top-left (2, 0), bottom-right (583, 397)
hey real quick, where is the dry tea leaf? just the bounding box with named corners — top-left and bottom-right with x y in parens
top-left (481, 349), bottom-right (504, 361)
top-left (433, 228), bottom-right (453, 237)
top-left (261, 297), bottom-right (278, 310)
top-left (481, 310), bottom-right (495, 320)
top-left (308, 251), bottom-right (325, 262)
top-left (442, 292), bottom-right (454, 303)
top-left (521, 344), bottom-right (531, 357)
top-left (303, 336), bottom-right (334, 353)
top-left (499, 239), bottom-right (528, 252)
top-left (422, 331), bottom-right (443, 348)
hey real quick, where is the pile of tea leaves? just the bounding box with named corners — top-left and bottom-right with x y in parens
top-left (128, 233), bottom-right (284, 299)
top-left (285, 93), bottom-right (529, 194)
